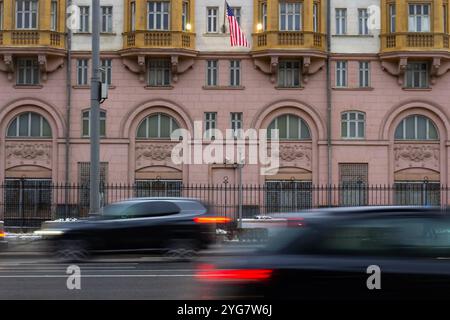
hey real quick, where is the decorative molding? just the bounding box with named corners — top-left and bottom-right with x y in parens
top-left (381, 57), bottom-right (407, 86)
top-left (0, 54), bottom-right (14, 81)
top-left (279, 144), bottom-right (312, 169)
top-left (135, 143), bottom-right (179, 170)
top-left (394, 144), bottom-right (440, 171)
top-left (5, 142), bottom-right (52, 169)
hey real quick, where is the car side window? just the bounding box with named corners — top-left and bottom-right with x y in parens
top-left (125, 201), bottom-right (180, 218)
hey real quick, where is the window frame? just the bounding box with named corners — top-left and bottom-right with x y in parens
top-left (82, 109), bottom-right (107, 138)
top-left (230, 112), bottom-right (243, 138)
top-left (335, 8), bottom-right (347, 35)
top-left (204, 112), bottom-right (217, 139)
top-left (229, 60), bottom-right (241, 87)
top-left (359, 61), bottom-right (370, 88)
top-left (6, 112), bottom-right (52, 138)
top-left (404, 62), bottom-right (429, 89)
top-left (136, 113), bottom-right (180, 139)
top-left (182, 0), bottom-right (189, 31)
top-left (408, 3), bottom-right (431, 32)
top-left (267, 114), bottom-right (311, 141)
top-left (101, 5), bottom-right (113, 33)
top-left (279, 1), bottom-right (302, 31)
top-left (278, 60), bottom-right (301, 88)
top-left (394, 115), bottom-right (439, 141)
top-left (389, 3), bottom-right (396, 33)
top-left (50, 0), bottom-right (57, 31)
top-left (206, 60), bottom-right (218, 87)
top-left (147, 1), bottom-right (170, 31)
top-left (147, 59), bottom-right (171, 87)
top-left (130, 1), bottom-right (136, 31)
top-left (79, 6), bottom-right (90, 32)
top-left (358, 8), bottom-right (369, 35)
top-left (206, 7), bottom-right (219, 33)
top-left (101, 58), bottom-right (112, 85)
top-left (15, 0), bottom-right (38, 29)
top-left (16, 57), bottom-right (39, 85)
top-left (341, 111), bottom-right (366, 140)
top-left (335, 60), bottom-right (348, 88)
top-left (77, 59), bottom-right (89, 86)
top-left (260, 1), bottom-right (267, 31)
top-left (313, 2), bottom-right (319, 33)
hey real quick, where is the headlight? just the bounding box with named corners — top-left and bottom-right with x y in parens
top-left (34, 230), bottom-right (65, 236)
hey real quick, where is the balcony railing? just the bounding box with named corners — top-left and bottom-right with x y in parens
top-left (252, 31), bottom-right (326, 51)
top-left (123, 31), bottom-right (196, 50)
top-left (0, 30), bottom-right (65, 49)
top-left (381, 32), bottom-right (450, 52)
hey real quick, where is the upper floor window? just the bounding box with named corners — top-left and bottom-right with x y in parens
top-left (101, 59), bottom-right (112, 85)
top-left (82, 110), bottom-right (106, 137)
top-left (230, 112), bottom-right (243, 138)
top-left (7, 112), bottom-right (51, 138)
top-left (148, 59), bottom-right (171, 86)
top-left (77, 59), bottom-right (88, 86)
top-left (408, 4), bottom-right (430, 32)
top-left (17, 58), bottom-right (39, 85)
top-left (389, 4), bottom-right (396, 33)
top-left (0, 1), bottom-right (3, 30)
top-left (341, 112), bottom-right (365, 139)
top-left (50, 1), bottom-right (57, 31)
top-left (230, 60), bottom-right (241, 87)
top-left (206, 60), bottom-right (218, 86)
top-left (359, 61), bottom-right (370, 88)
top-left (313, 2), bottom-right (319, 32)
top-left (335, 8), bottom-right (347, 35)
top-left (335, 61), bottom-right (347, 87)
top-left (101, 6), bottom-right (113, 33)
top-left (130, 1), bottom-right (136, 31)
top-left (444, 4), bottom-right (448, 33)
top-left (278, 60), bottom-right (300, 88)
top-left (260, 2), bottom-right (267, 31)
top-left (16, 0), bottom-right (38, 29)
top-left (405, 62), bottom-right (428, 89)
top-left (395, 115), bottom-right (438, 140)
top-left (182, 1), bottom-right (189, 31)
top-left (358, 8), bottom-right (369, 35)
top-left (147, 1), bottom-right (170, 31)
top-left (279, 2), bottom-right (302, 31)
top-left (137, 113), bottom-right (180, 139)
top-left (231, 7), bottom-right (241, 25)
top-left (204, 112), bottom-right (217, 139)
top-left (207, 7), bottom-right (218, 33)
top-left (267, 114), bottom-right (311, 140)
top-left (79, 6), bottom-right (89, 32)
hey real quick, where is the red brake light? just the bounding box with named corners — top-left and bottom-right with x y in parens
top-left (194, 216), bottom-right (232, 224)
top-left (196, 264), bottom-right (272, 282)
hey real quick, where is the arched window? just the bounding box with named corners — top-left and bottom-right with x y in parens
top-left (267, 114), bottom-right (311, 140)
top-left (7, 112), bottom-right (52, 138)
top-left (82, 110), bottom-right (106, 137)
top-left (341, 111), bottom-right (365, 139)
top-left (136, 113), bottom-right (180, 139)
top-left (395, 115), bottom-right (438, 140)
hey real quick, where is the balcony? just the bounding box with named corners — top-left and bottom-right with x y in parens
top-left (0, 30), bottom-right (66, 50)
top-left (122, 31), bottom-right (196, 51)
top-left (381, 33), bottom-right (450, 52)
top-left (252, 31), bottom-right (326, 52)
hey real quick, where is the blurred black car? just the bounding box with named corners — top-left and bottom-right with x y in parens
top-left (0, 221), bottom-right (7, 249)
top-left (36, 198), bottom-right (229, 261)
top-left (197, 206), bottom-right (450, 300)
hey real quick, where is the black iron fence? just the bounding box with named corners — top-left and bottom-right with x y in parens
top-left (0, 180), bottom-right (448, 229)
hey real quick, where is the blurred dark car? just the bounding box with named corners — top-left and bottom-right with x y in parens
top-left (35, 198), bottom-right (229, 261)
top-left (196, 206), bottom-right (450, 300)
top-left (0, 221), bottom-right (7, 249)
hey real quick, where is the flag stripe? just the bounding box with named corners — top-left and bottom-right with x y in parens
top-left (226, 2), bottom-right (250, 47)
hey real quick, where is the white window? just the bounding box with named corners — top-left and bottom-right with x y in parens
top-left (17, 58), bottom-right (39, 85)
top-left (205, 112), bottom-right (217, 139)
top-left (101, 59), bottom-right (112, 85)
top-left (206, 60), bottom-right (218, 86)
top-left (182, 1), bottom-right (189, 31)
top-left (267, 114), bottom-right (311, 140)
top-left (50, 1), bottom-right (57, 31)
top-left (389, 4), bottom-right (396, 33)
top-left (137, 113), bottom-right (180, 139)
top-left (278, 60), bottom-right (300, 87)
top-left (0, 1), bottom-right (4, 30)
top-left (207, 7), bottom-right (218, 33)
top-left (148, 59), bottom-right (171, 86)
top-left (101, 6), bottom-right (113, 33)
top-left (335, 8), bottom-right (347, 35)
top-left (130, 1), bottom-right (136, 31)
top-left (230, 112), bottom-right (243, 138)
top-left (82, 110), bottom-right (106, 137)
top-left (359, 61), bottom-right (370, 88)
top-left (7, 112), bottom-right (52, 137)
top-left (341, 112), bottom-right (365, 139)
top-left (261, 2), bottom-right (267, 31)
top-left (230, 60), bottom-right (240, 87)
top-left (408, 4), bottom-right (430, 32)
top-left (444, 5), bottom-right (448, 33)
top-left (395, 115), bottom-right (438, 140)
top-left (405, 62), bottom-right (428, 88)
top-left (77, 59), bottom-right (88, 86)
top-left (232, 7), bottom-right (241, 25)
top-left (335, 61), bottom-right (347, 87)
top-left (313, 2), bottom-right (319, 32)
top-left (147, 1), bottom-right (170, 30)
top-left (279, 2), bottom-right (302, 31)
top-left (16, 0), bottom-right (38, 29)
top-left (79, 6), bottom-right (89, 32)
top-left (358, 8), bottom-right (369, 35)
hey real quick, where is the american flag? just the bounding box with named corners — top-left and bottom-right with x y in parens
top-left (226, 2), bottom-right (250, 47)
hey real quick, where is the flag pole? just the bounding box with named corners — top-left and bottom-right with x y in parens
top-left (222, 1), bottom-right (227, 33)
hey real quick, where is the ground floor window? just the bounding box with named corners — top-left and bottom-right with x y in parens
top-left (78, 162), bottom-right (109, 208)
top-left (134, 180), bottom-right (182, 197)
top-left (265, 180), bottom-right (312, 213)
top-left (339, 163), bottom-right (368, 206)
top-left (394, 181), bottom-right (440, 206)
top-left (3, 179), bottom-right (52, 228)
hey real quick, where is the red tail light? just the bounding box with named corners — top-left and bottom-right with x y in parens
top-left (194, 216), bottom-right (232, 224)
top-left (196, 264), bottom-right (273, 282)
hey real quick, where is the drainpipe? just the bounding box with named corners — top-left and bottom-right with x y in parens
top-left (326, 0), bottom-right (332, 203)
top-left (65, 0), bottom-right (73, 184)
